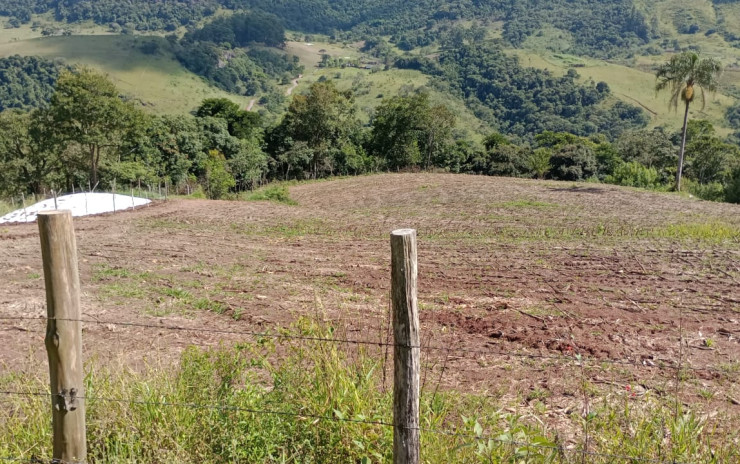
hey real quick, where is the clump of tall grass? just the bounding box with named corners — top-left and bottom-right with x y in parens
top-left (1, 319), bottom-right (737, 462)
top-left (244, 185), bottom-right (297, 205)
top-left (0, 199), bottom-right (15, 216)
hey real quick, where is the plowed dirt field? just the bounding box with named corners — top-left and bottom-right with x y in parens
top-left (2, 173), bottom-right (740, 428)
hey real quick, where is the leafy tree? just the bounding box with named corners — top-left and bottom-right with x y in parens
top-left (268, 81), bottom-right (359, 178)
top-left (369, 92), bottom-right (455, 170)
top-left (616, 128), bottom-right (676, 182)
top-left (47, 68), bottom-right (144, 186)
top-left (128, 115), bottom-right (204, 185)
top-left (549, 144), bottom-right (598, 181)
top-left (726, 166), bottom-right (740, 204)
top-left (487, 143), bottom-right (531, 177)
top-left (655, 52), bottom-right (723, 191)
top-left (197, 98), bottom-right (262, 139)
top-left (594, 143), bottom-right (621, 180)
top-left (685, 131), bottom-right (740, 185)
top-left (228, 137), bottom-right (269, 190)
top-left (0, 110), bottom-right (60, 195)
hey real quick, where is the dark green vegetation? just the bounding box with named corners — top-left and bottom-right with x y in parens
top-left (0, 55), bottom-right (67, 111)
top-left (1, 69), bottom-right (739, 203)
top-left (173, 13), bottom-right (303, 98)
top-left (408, 38), bottom-right (649, 138)
top-left (0, 0), bottom-right (217, 32)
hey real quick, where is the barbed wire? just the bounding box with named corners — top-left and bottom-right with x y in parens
top-left (0, 390), bottom-right (691, 464)
top-left (0, 315), bottom-right (730, 375)
top-left (0, 390), bottom-right (394, 427)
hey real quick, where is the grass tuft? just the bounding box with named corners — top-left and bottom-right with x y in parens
top-left (245, 185), bottom-right (297, 205)
top-left (654, 221), bottom-right (740, 242)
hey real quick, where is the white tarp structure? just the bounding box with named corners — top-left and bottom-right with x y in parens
top-left (0, 193), bottom-right (151, 224)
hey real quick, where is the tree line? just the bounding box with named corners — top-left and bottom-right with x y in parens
top-left (1, 68), bottom-right (738, 204)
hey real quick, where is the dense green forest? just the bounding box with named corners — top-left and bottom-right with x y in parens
top-left (400, 35), bottom-right (650, 139)
top-left (0, 55), bottom-right (67, 111)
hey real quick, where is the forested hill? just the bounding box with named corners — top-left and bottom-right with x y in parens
top-left (4, 0), bottom-right (739, 57)
top-left (0, 0), bottom-right (653, 57)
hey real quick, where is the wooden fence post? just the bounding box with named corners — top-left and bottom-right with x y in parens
top-left (391, 228), bottom-right (420, 464)
top-left (38, 210), bottom-right (87, 463)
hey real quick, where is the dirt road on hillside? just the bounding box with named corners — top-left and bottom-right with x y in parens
top-left (286, 75), bottom-right (301, 95)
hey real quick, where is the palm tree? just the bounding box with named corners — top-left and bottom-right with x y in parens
top-left (655, 52), bottom-right (723, 191)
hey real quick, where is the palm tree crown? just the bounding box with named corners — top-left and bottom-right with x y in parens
top-left (656, 52), bottom-right (722, 109)
top-left (655, 52), bottom-right (723, 191)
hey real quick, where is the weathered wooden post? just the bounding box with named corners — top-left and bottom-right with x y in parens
top-left (38, 210), bottom-right (87, 463)
top-left (391, 228), bottom-right (420, 464)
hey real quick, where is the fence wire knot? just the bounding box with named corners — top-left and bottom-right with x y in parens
top-left (55, 388), bottom-right (78, 412)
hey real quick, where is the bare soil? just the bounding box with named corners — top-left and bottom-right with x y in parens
top-left (2, 173), bottom-right (740, 425)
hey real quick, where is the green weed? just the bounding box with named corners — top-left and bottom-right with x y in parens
top-left (245, 185), bottom-right (297, 205)
top-left (653, 222), bottom-right (740, 242)
top-left (493, 199), bottom-right (559, 208)
top-left (193, 297), bottom-right (228, 314)
top-left (0, 199), bottom-right (14, 216)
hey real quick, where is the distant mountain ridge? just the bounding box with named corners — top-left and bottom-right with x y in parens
top-left (0, 0), bottom-right (655, 57)
top-left (2, 0), bottom-right (738, 58)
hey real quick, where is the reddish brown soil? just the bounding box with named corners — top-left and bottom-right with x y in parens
top-left (2, 173), bottom-right (739, 423)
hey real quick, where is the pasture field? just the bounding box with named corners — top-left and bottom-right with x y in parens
top-left (1, 174), bottom-right (740, 461)
top-left (510, 48), bottom-right (736, 135)
top-left (0, 32), bottom-right (252, 114)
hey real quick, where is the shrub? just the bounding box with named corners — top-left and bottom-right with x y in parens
top-left (201, 150), bottom-right (235, 199)
top-left (605, 161), bottom-right (660, 189)
top-left (246, 185), bottom-right (296, 205)
top-left (527, 148), bottom-right (551, 179)
top-left (683, 178), bottom-right (726, 202)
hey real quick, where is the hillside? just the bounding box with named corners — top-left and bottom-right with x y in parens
top-left (1, 173), bottom-right (740, 461)
top-left (0, 1), bottom-right (738, 207)
top-left (0, 27), bottom-right (254, 113)
top-left (1, 1), bottom-right (739, 133)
